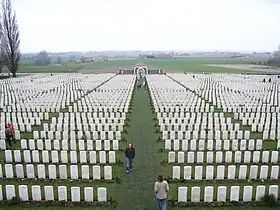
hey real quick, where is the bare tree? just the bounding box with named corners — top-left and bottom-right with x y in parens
top-left (1, 0), bottom-right (20, 77)
top-left (34, 50), bottom-right (52, 66)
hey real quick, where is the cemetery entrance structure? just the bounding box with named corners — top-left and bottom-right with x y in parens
top-left (117, 65), bottom-right (165, 75)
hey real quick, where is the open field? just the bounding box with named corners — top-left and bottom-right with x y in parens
top-left (206, 64), bottom-right (280, 73)
top-left (0, 72), bottom-right (279, 209)
top-left (1, 57), bottom-right (275, 74)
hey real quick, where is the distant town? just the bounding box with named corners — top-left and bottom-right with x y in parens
top-left (21, 50), bottom-right (275, 63)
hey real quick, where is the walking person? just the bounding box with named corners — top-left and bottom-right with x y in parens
top-left (7, 123), bottom-right (16, 144)
top-left (154, 175), bottom-right (169, 210)
top-left (125, 143), bottom-right (135, 173)
top-left (5, 125), bottom-right (12, 147)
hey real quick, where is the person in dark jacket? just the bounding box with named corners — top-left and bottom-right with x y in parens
top-left (125, 143), bottom-right (135, 173)
top-left (5, 125), bottom-right (12, 147)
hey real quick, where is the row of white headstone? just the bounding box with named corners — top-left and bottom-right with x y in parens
top-left (177, 185), bottom-right (279, 202)
top-left (1, 110), bottom-right (127, 118)
top-left (168, 150), bottom-right (279, 164)
top-left (5, 150), bottom-right (116, 164)
top-left (160, 123), bottom-right (242, 132)
top-left (1, 164), bottom-right (113, 180)
top-left (236, 112), bottom-right (280, 120)
top-left (162, 130), bottom-right (252, 140)
top-left (165, 139), bottom-right (263, 151)
top-left (32, 130), bottom-right (122, 140)
top-left (172, 164), bottom-right (279, 180)
top-left (18, 139), bottom-right (119, 151)
top-left (33, 124), bottom-right (124, 132)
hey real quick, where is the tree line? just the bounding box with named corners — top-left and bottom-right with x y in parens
top-left (0, 0), bottom-right (20, 77)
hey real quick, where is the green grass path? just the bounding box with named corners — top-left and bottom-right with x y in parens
top-left (116, 88), bottom-right (160, 210)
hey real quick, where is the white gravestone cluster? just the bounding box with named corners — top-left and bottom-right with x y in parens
top-left (0, 74), bottom-right (136, 202)
top-left (148, 74), bottom-right (280, 203)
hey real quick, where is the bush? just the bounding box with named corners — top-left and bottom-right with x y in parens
top-left (7, 197), bottom-right (18, 205)
top-left (260, 194), bottom-right (277, 207)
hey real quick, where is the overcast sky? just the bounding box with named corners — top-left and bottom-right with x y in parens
top-left (13, 0), bottom-right (280, 53)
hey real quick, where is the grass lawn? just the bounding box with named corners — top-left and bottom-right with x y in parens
top-left (1, 57), bottom-right (267, 74)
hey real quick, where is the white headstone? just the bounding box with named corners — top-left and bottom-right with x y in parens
top-left (48, 165), bottom-right (57, 179)
top-left (191, 187), bottom-right (200, 202)
top-left (206, 152), bottom-right (213, 163)
top-left (31, 185), bottom-right (41, 201)
top-left (256, 185), bottom-right (266, 201)
top-left (42, 150), bottom-right (49, 163)
top-left (217, 186), bottom-right (227, 202)
top-left (187, 152), bottom-right (194, 163)
top-left (262, 151), bottom-right (269, 163)
top-left (5, 185), bottom-right (15, 200)
top-left (271, 151), bottom-right (278, 163)
top-left (178, 187), bottom-right (187, 202)
top-left (14, 150), bottom-right (21, 162)
top-left (112, 140), bottom-right (119, 150)
top-left (5, 164), bottom-right (13, 178)
top-left (216, 140), bottom-right (222, 150)
top-left (269, 185), bottom-right (278, 200)
top-left (97, 187), bottom-right (107, 202)
top-left (243, 186), bottom-right (253, 202)
top-left (173, 166), bottom-right (180, 179)
top-left (270, 165), bottom-right (279, 179)
top-left (62, 140), bottom-right (68, 150)
top-left (104, 165), bottom-right (112, 180)
top-left (238, 165), bottom-right (247, 179)
top-left (18, 185), bottom-right (29, 201)
top-left (26, 164), bottom-right (35, 178)
top-left (95, 140), bottom-right (102, 150)
top-left (32, 150), bottom-right (40, 163)
top-left (195, 166), bottom-right (202, 180)
top-left (84, 187), bottom-right (94, 202)
top-left (207, 140), bottom-right (213, 150)
top-left (99, 151), bottom-right (106, 164)
top-left (60, 151), bottom-right (68, 163)
top-left (5, 150), bottom-right (12, 163)
top-left (230, 186), bottom-right (240, 201)
top-left (71, 187), bottom-right (80, 202)
top-left (225, 151), bottom-right (232, 163)
top-left (37, 140), bottom-right (44, 151)
top-left (249, 165), bottom-right (258, 179)
top-left (216, 166), bottom-right (225, 180)
top-left (80, 151), bottom-right (87, 163)
top-left (223, 140), bottom-right (230, 150)
top-left (70, 165), bottom-right (78, 179)
top-left (59, 165), bottom-right (67, 179)
top-left (89, 151), bottom-right (97, 164)
top-left (44, 186), bottom-right (54, 201)
top-left (15, 164), bottom-right (24, 178)
top-left (81, 165), bottom-right (89, 179)
top-left (234, 151), bottom-right (241, 163)
top-left (23, 150), bottom-right (31, 163)
top-left (70, 151), bottom-right (77, 163)
top-left (58, 186), bottom-right (67, 201)
top-left (204, 186), bottom-right (214, 202)
top-left (174, 140), bottom-right (180, 151)
top-left (215, 151), bottom-right (223, 163)
top-left (108, 151), bottom-right (116, 164)
top-left (227, 165), bottom-right (236, 179)
top-left (93, 165), bottom-right (101, 180)
top-left (253, 151), bottom-right (260, 163)
top-left (183, 166), bottom-right (192, 180)
top-left (260, 165), bottom-right (268, 179)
